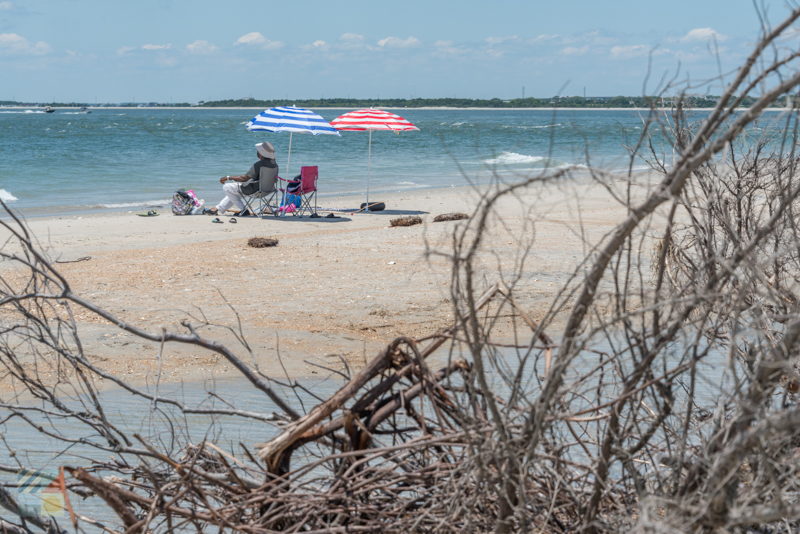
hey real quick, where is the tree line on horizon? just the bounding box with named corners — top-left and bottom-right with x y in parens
top-left (198, 94), bottom-right (754, 108)
top-left (0, 94), bottom-right (762, 108)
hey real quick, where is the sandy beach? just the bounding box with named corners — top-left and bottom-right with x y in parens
top-left (0, 178), bottom-right (632, 387)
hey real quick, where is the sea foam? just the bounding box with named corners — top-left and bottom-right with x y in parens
top-left (0, 189), bottom-right (18, 202)
top-left (483, 152), bottom-right (546, 165)
top-left (96, 199), bottom-right (169, 209)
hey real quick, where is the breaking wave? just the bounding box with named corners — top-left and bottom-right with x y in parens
top-left (483, 152), bottom-right (547, 165)
top-left (0, 189), bottom-right (18, 202)
top-left (96, 199), bottom-right (169, 209)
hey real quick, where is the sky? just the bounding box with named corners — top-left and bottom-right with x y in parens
top-left (0, 0), bottom-right (798, 103)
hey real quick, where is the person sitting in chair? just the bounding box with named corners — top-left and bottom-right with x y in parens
top-left (207, 142), bottom-right (278, 215)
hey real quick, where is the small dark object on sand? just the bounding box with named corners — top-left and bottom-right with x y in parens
top-left (248, 237), bottom-right (279, 248)
top-left (433, 212), bottom-right (469, 222)
top-left (390, 215), bottom-right (423, 227)
top-left (361, 201), bottom-right (385, 212)
top-left (55, 256), bottom-right (92, 264)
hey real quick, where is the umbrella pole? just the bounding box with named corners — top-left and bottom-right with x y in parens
top-left (281, 132), bottom-right (293, 212)
top-left (366, 129), bottom-right (372, 207)
top-left (286, 132), bottom-right (293, 175)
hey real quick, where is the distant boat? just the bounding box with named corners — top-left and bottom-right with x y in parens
top-left (44, 106), bottom-right (55, 113)
top-left (79, 106), bottom-right (91, 113)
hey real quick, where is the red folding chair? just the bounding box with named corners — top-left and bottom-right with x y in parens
top-left (277, 166), bottom-right (319, 217)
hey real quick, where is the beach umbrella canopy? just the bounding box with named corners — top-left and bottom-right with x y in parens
top-left (330, 109), bottom-right (419, 208)
top-left (246, 105), bottom-right (339, 173)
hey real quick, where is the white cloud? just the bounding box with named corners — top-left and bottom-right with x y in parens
top-left (0, 2), bottom-right (13, 10)
top-left (340, 33), bottom-right (365, 42)
top-left (561, 46), bottom-right (589, 56)
top-left (485, 35), bottom-right (519, 45)
top-left (779, 27), bottom-right (800, 41)
top-left (235, 32), bottom-right (265, 45)
top-left (610, 44), bottom-right (650, 58)
top-left (336, 33), bottom-right (369, 50)
top-left (377, 36), bottom-right (420, 48)
top-left (580, 30), bottom-right (616, 46)
top-left (142, 43), bottom-right (171, 51)
top-left (0, 33), bottom-right (50, 55)
top-left (186, 40), bottom-right (218, 54)
top-left (433, 40), bottom-right (465, 55)
top-left (235, 31), bottom-right (283, 50)
top-left (530, 34), bottom-right (560, 43)
top-left (778, 27), bottom-right (800, 40)
top-left (300, 39), bottom-right (331, 52)
top-left (681, 27), bottom-right (726, 42)
top-left (117, 43), bottom-right (174, 55)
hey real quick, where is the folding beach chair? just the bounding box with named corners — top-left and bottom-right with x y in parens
top-left (277, 166), bottom-right (319, 217)
top-left (242, 166), bottom-right (279, 217)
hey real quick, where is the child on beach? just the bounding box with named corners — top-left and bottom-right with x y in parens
top-left (275, 174), bottom-right (302, 215)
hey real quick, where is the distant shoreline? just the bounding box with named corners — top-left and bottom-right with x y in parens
top-left (1, 105), bottom-right (787, 112)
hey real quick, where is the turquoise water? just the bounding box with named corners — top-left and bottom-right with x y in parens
top-left (0, 107), bottom-right (779, 217)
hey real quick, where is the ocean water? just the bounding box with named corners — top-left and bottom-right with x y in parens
top-left (0, 107), bottom-right (783, 217)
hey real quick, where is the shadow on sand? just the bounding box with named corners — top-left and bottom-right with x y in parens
top-left (334, 209), bottom-right (429, 217)
top-left (256, 214), bottom-right (353, 223)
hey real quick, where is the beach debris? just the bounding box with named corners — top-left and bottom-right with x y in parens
top-left (360, 201), bottom-right (386, 212)
top-left (433, 212), bottom-right (469, 222)
top-left (247, 237), bottom-right (278, 248)
top-left (55, 256), bottom-right (92, 264)
top-left (389, 215), bottom-right (422, 227)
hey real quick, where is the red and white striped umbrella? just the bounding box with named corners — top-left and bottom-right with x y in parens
top-left (330, 108), bottom-right (419, 132)
top-left (331, 109), bottom-right (419, 209)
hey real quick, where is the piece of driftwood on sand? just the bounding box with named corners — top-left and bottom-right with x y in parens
top-left (247, 236), bottom-right (279, 248)
top-left (433, 212), bottom-right (469, 222)
top-left (389, 215), bottom-right (423, 227)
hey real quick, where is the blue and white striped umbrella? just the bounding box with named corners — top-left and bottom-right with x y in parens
top-left (246, 105), bottom-right (339, 173)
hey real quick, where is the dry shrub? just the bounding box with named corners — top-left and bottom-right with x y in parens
top-left (433, 212), bottom-right (469, 222)
top-left (247, 237), bottom-right (278, 248)
top-left (3, 9), bottom-right (800, 533)
top-left (390, 215), bottom-right (422, 227)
